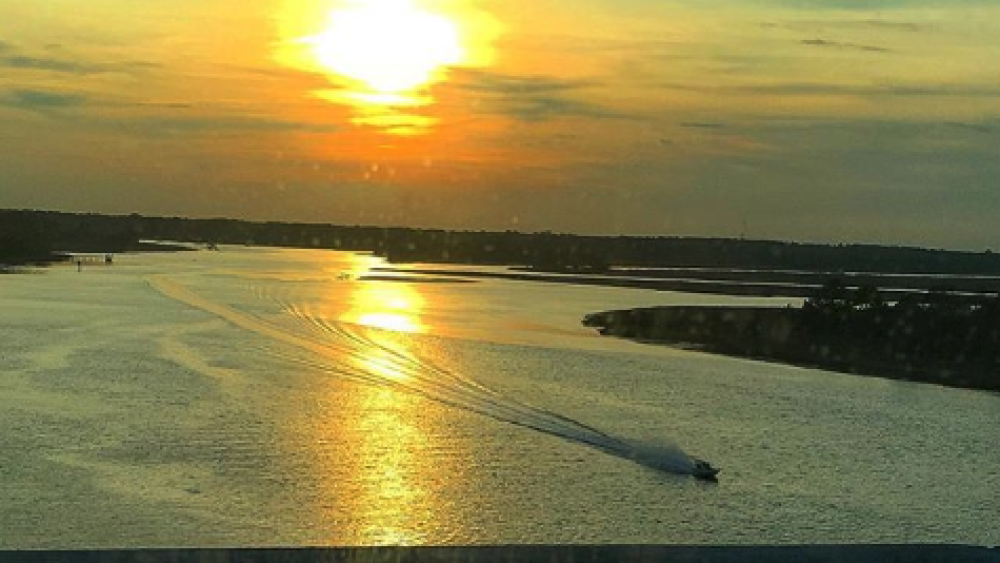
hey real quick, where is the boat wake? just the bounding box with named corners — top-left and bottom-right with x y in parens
top-left (149, 274), bottom-right (703, 477)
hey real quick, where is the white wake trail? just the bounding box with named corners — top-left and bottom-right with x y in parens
top-left (149, 274), bottom-right (701, 476)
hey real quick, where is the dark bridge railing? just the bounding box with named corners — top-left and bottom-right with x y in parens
top-left (1, 545), bottom-right (998, 563)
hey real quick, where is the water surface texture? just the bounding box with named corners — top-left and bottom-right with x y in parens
top-left (1, 248), bottom-right (997, 547)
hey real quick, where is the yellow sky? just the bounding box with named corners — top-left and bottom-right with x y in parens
top-left (1, 0), bottom-right (999, 247)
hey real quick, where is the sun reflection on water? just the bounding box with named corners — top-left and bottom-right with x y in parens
top-left (274, 254), bottom-right (485, 544)
top-left (358, 312), bottom-right (422, 334)
top-left (352, 386), bottom-right (430, 545)
top-left (337, 277), bottom-right (441, 543)
top-left (349, 281), bottom-right (427, 333)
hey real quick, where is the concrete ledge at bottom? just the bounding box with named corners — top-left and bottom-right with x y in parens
top-left (0, 545), bottom-right (997, 563)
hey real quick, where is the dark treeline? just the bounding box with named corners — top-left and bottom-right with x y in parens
top-left (0, 212), bottom-right (55, 266)
top-left (584, 282), bottom-right (1000, 392)
top-left (3, 208), bottom-right (1000, 274)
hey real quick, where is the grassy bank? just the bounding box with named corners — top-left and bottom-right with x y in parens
top-left (583, 289), bottom-right (1000, 392)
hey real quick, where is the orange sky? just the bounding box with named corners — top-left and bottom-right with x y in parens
top-left (1, 0), bottom-right (999, 248)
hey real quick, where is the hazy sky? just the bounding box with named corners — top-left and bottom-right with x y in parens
top-left (1, 0), bottom-right (998, 249)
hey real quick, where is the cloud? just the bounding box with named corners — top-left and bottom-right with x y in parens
top-left (448, 69), bottom-right (636, 122)
top-left (765, 19), bottom-right (925, 32)
top-left (681, 122), bottom-right (728, 129)
top-left (2, 55), bottom-right (157, 75)
top-left (822, 19), bottom-right (924, 31)
top-left (756, 82), bottom-right (1000, 98)
top-left (660, 81), bottom-right (1000, 99)
top-left (801, 38), bottom-right (892, 52)
top-left (729, 0), bottom-right (994, 9)
top-left (0, 40), bottom-right (157, 75)
top-left (113, 115), bottom-right (339, 136)
top-left (3, 55), bottom-right (102, 74)
top-left (944, 121), bottom-right (996, 134)
top-left (450, 68), bottom-right (593, 96)
top-left (3, 89), bottom-right (88, 111)
top-left (135, 102), bottom-right (195, 110)
top-left (1, 87), bottom-right (337, 135)
top-left (503, 96), bottom-right (638, 122)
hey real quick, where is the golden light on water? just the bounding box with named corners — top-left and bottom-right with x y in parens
top-left (348, 281), bottom-right (426, 333)
top-left (354, 387), bottom-right (428, 544)
top-left (358, 312), bottom-right (422, 333)
top-left (278, 0), bottom-right (501, 135)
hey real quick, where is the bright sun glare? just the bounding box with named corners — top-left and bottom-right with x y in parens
top-left (307, 0), bottom-right (463, 94)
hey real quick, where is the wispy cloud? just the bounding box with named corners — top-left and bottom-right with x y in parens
top-left (660, 81), bottom-right (1000, 99)
top-left (502, 95), bottom-right (637, 122)
top-left (751, 82), bottom-right (1000, 98)
top-left (113, 115), bottom-right (339, 136)
top-left (681, 122), bottom-right (728, 129)
top-left (2, 54), bottom-right (157, 75)
top-left (764, 19), bottom-right (925, 33)
top-left (0, 39), bottom-right (157, 75)
top-left (733, 0), bottom-right (994, 9)
top-left (801, 38), bottom-right (892, 52)
top-left (1, 87), bottom-right (337, 136)
top-left (448, 69), bottom-right (635, 122)
top-left (944, 121), bottom-right (996, 134)
top-left (3, 89), bottom-right (89, 112)
top-left (451, 68), bottom-right (593, 96)
top-left (852, 19), bottom-right (924, 31)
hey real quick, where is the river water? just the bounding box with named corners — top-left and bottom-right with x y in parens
top-left (1, 247), bottom-right (997, 547)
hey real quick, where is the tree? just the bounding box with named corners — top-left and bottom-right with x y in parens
top-left (0, 212), bottom-right (54, 264)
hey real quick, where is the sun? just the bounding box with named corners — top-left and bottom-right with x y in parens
top-left (306, 0), bottom-right (463, 94)
top-left (277, 0), bottom-right (501, 134)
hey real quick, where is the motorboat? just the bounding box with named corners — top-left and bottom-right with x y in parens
top-left (692, 458), bottom-right (720, 481)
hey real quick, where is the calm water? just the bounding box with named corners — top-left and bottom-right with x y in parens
top-left (1, 247), bottom-right (997, 547)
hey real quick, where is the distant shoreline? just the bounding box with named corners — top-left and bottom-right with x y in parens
top-left (582, 304), bottom-right (1000, 393)
top-left (372, 266), bottom-right (998, 301)
top-left (1, 243), bottom-right (198, 273)
top-left (6, 209), bottom-right (1000, 276)
top-left (0, 253), bottom-right (65, 273)
top-left (358, 274), bottom-right (476, 284)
